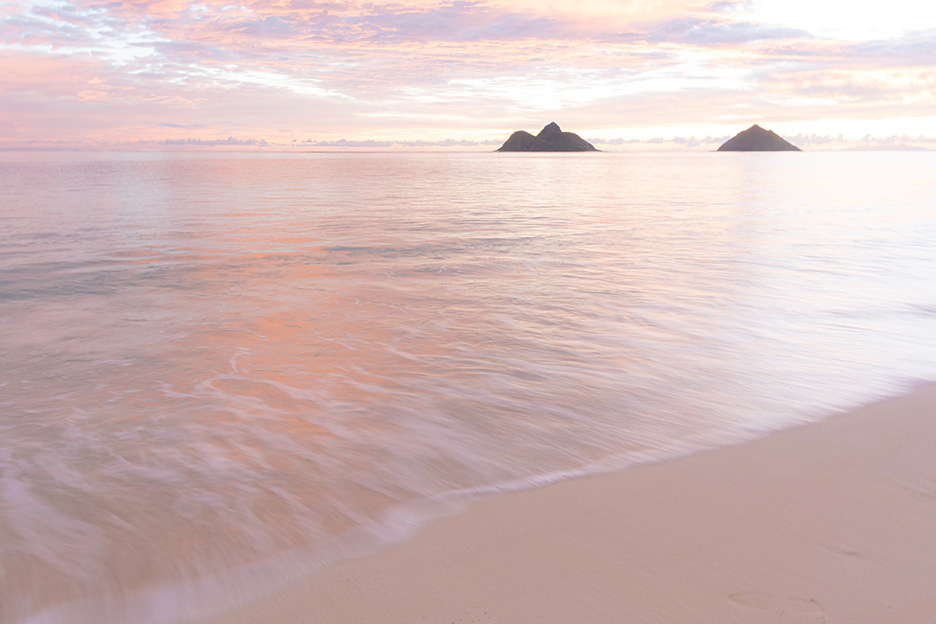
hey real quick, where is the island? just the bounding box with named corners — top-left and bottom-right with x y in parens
top-left (717, 124), bottom-right (801, 151)
top-left (497, 122), bottom-right (598, 152)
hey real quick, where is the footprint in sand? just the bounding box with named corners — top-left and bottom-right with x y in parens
top-left (729, 591), bottom-right (824, 615)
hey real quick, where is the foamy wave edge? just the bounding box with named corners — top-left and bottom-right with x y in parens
top-left (19, 377), bottom-right (925, 624)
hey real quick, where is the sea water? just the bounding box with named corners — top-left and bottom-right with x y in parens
top-left (1, 151), bottom-right (934, 623)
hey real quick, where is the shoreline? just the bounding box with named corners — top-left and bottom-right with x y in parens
top-left (202, 383), bottom-right (936, 624)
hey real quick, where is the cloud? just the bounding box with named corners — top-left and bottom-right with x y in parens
top-left (845, 30), bottom-right (936, 67)
top-left (594, 135), bottom-right (727, 147)
top-left (305, 138), bottom-right (395, 148)
top-left (337, 3), bottom-right (571, 43)
top-left (642, 17), bottom-right (810, 45)
top-left (303, 137), bottom-right (500, 147)
top-left (149, 136), bottom-right (270, 146)
top-left (0, 8), bottom-right (103, 48)
top-left (1, 0), bottom-right (934, 147)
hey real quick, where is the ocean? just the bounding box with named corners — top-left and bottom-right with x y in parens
top-left (1, 150), bottom-right (934, 623)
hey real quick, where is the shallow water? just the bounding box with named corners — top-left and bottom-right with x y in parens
top-left (1, 151), bottom-right (935, 623)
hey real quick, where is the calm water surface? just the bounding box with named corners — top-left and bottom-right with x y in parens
top-left (1, 151), bottom-right (935, 623)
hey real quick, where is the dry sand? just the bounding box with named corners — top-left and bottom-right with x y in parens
top-left (205, 384), bottom-right (936, 624)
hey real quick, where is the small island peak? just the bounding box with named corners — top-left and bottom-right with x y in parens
top-left (537, 122), bottom-right (563, 137)
top-left (718, 124), bottom-right (800, 152)
top-left (497, 123), bottom-right (598, 152)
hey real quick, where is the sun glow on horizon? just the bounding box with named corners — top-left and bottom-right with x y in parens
top-left (750, 0), bottom-right (936, 41)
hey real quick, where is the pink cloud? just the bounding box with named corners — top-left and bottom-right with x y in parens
top-left (1, 0), bottom-right (934, 147)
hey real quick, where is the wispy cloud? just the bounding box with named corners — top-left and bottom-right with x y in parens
top-left (152, 136), bottom-right (270, 146)
top-left (640, 16), bottom-right (810, 44)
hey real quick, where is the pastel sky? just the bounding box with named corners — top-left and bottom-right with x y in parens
top-left (2, 0), bottom-right (935, 149)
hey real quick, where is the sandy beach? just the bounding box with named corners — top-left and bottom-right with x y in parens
top-left (200, 383), bottom-right (936, 624)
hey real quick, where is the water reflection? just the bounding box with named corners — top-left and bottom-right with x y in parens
top-left (0, 152), bottom-right (934, 623)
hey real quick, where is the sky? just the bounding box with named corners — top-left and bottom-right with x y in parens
top-left (1, 0), bottom-right (935, 150)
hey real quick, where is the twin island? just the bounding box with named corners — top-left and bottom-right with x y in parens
top-left (496, 122), bottom-right (801, 152)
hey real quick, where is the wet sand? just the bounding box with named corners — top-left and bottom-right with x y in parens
top-left (204, 383), bottom-right (936, 624)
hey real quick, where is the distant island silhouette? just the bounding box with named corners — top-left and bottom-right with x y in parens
top-left (497, 122), bottom-right (598, 152)
top-left (718, 125), bottom-right (801, 151)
